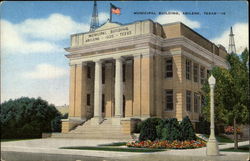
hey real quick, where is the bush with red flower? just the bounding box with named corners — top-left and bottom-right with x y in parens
top-left (129, 117), bottom-right (207, 149)
top-left (126, 139), bottom-right (206, 149)
top-left (224, 126), bottom-right (241, 134)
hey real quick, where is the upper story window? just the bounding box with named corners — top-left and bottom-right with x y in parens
top-left (186, 90), bottom-right (192, 112)
top-left (102, 66), bottom-right (105, 84)
top-left (200, 66), bottom-right (205, 84)
top-left (165, 58), bottom-right (173, 78)
top-left (186, 59), bottom-right (192, 80)
top-left (193, 63), bottom-right (199, 82)
top-left (87, 94), bottom-right (91, 106)
top-left (165, 90), bottom-right (173, 111)
top-left (194, 93), bottom-right (200, 113)
top-left (87, 66), bottom-right (91, 79)
top-left (123, 64), bottom-right (126, 82)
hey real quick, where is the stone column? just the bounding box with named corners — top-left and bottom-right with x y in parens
top-left (91, 59), bottom-right (103, 125)
top-left (74, 62), bottom-right (87, 120)
top-left (133, 55), bottom-right (142, 117)
top-left (206, 74), bottom-right (219, 155)
top-left (68, 64), bottom-right (76, 118)
top-left (112, 57), bottom-right (123, 125)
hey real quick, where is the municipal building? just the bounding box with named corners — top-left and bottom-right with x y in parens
top-left (60, 19), bottom-right (228, 139)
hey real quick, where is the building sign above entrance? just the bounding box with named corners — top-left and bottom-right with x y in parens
top-left (84, 26), bottom-right (134, 44)
top-left (70, 20), bottom-right (153, 47)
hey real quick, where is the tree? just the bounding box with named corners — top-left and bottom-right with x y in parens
top-left (161, 118), bottom-right (181, 141)
top-left (139, 118), bottom-right (163, 141)
top-left (179, 116), bottom-right (196, 141)
top-left (202, 48), bottom-right (249, 149)
top-left (0, 97), bottom-right (61, 138)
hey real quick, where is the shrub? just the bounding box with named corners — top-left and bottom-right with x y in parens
top-left (196, 116), bottom-right (210, 134)
top-left (0, 97), bottom-right (61, 139)
top-left (134, 121), bottom-right (143, 133)
top-left (161, 118), bottom-right (181, 141)
top-left (139, 118), bottom-right (163, 141)
top-left (179, 116), bottom-right (196, 141)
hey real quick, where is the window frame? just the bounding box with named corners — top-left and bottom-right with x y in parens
top-left (194, 93), bottom-right (199, 113)
top-left (186, 59), bottom-right (192, 80)
top-left (193, 63), bottom-right (199, 82)
top-left (165, 89), bottom-right (174, 111)
top-left (186, 90), bottom-right (192, 112)
top-left (165, 58), bottom-right (173, 78)
top-left (200, 66), bottom-right (205, 84)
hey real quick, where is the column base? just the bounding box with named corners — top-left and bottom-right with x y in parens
top-left (91, 116), bottom-right (103, 125)
top-left (112, 117), bottom-right (121, 125)
top-left (206, 138), bottom-right (219, 156)
top-left (140, 115), bottom-right (150, 121)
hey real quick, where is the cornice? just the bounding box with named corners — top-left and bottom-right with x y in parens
top-left (66, 33), bottom-right (228, 69)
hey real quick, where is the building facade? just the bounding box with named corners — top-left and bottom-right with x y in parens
top-left (61, 20), bottom-right (228, 135)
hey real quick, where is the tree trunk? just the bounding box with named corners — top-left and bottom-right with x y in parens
top-left (234, 117), bottom-right (238, 150)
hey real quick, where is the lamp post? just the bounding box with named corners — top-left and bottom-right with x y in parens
top-left (206, 74), bottom-right (219, 155)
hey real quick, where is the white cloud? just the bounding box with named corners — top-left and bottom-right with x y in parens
top-left (1, 13), bottom-right (90, 55)
top-left (1, 20), bottom-right (61, 55)
top-left (211, 23), bottom-right (249, 54)
top-left (155, 10), bottom-right (201, 29)
top-left (18, 13), bottom-right (89, 41)
top-left (22, 64), bottom-right (68, 79)
top-left (99, 12), bottom-right (109, 24)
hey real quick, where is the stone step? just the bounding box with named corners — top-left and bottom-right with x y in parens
top-left (51, 133), bottom-right (131, 139)
top-left (70, 132), bottom-right (124, 135)
top-left (71, 130), bottom-right (122, 133)
top-left (75, 126), bottom-right (121, 130)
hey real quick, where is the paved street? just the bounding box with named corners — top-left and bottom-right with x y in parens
top-left (1, 138), bottom-right (249, 161)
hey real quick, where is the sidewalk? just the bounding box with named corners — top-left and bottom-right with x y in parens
top-left (1, 138), bottom-right (249, 161)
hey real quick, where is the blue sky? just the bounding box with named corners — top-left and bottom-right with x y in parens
top-left (1, 1), bottom-right (248, 106)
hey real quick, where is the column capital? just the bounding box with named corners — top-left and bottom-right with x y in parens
top-left (93, 59), bottom-right (103, 64)
top-left (113, 56), bottom-right (124, 61)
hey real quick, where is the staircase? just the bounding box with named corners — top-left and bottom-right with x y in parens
top-left (52, 119), bottom-right (132, 139)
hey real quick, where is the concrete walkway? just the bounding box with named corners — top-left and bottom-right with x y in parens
top-left (1, 138), bottom-right (249, 161)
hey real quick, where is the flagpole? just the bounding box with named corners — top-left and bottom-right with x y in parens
top-left (110, 3), bottom-right (112, 22)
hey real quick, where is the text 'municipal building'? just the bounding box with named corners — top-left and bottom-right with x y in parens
top-left (61, 20), bottom-right (228, 139)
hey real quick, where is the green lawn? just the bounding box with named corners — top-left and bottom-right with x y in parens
top-left (203, 134), bottom-right (233, 143)
top-left (1, 138), bottom-right (38, 142)
top-left (220, 145), bottom-right (249, 152)
top-left (60, 146), bottom-right (166, 153)
top-left (99, 142), bottom-right (127, 146)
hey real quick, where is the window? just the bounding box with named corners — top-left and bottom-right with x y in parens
top-left (186, 59), bottom-right (192, 80)
top-left (186, 90), bottom-right (192, 112)
top-left (165, 58), bottom-right (173, 78)
top-left (194, 93), bottom-right (200, 113)
top-left (87, 94), bottom-right (90, 106)
top-left (102, 94), bottom-right (105, 113)
top-left (165, 90), bottom-right (173, 111)
top-left (102, 66), bottom-right (105, 84)
top-left (193, 63), bottom-right (199, 82)
top-left (123, 64), bottom-right (126, 82)
top-left (200, 66), bottom-right (205, 84)
top-left (87, 66), bottom-right (91, 79)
